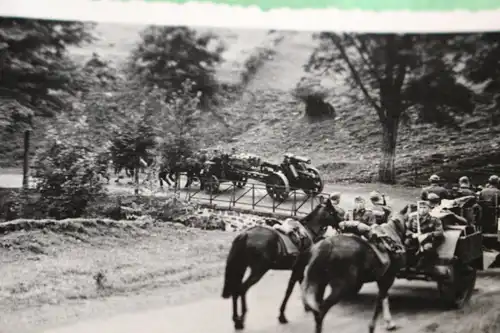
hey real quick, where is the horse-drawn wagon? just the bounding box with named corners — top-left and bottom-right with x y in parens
top-left (349, 197), bottom-right (483, 310)
top-left (200, 152), bottom-right (324, 202)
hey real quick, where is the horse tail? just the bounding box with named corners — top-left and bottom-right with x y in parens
top-left (301, 242), bottom-right (331, 313)
top-left (222, 232), bottom-right (248, 299)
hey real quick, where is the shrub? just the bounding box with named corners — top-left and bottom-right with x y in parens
top-left (293, 75), bottom-right (336, 120)
top-left (32, 115), bottom-right (109, 219)
top-left (240, 32), bottom-right (285, 86)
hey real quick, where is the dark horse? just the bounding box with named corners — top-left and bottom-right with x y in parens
top-left (159, 156), bottom-right (206, 189)
top-left (221, 198), bottom-right (345, 330)
top-left (301, 203), bottom-right (417, 333)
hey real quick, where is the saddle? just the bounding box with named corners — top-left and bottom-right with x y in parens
top-left (263, 218), bottom-right (313, 255)
top-left (339, 221), bottom-right (406, 276)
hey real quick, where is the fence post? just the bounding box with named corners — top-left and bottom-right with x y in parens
top-left (252, 184), bottom-right (255, 210)
top-left (234, 182), bottom-right (237, 207)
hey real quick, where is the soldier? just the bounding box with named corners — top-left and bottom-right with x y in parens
top-left (479, 175), bottom-right (500, 204)
top-left (421, 174), bottom-right (449, 201)
top-left (369, 191), bottom-right (392, 224)
top-left (346, 196), bottom-right (377, 226)
top-left (455, 176), bottom-right (476, 198)
top-left (329, 192), bottom-right (346, 217)
top-left (404, 200), bottom-right (445, 266)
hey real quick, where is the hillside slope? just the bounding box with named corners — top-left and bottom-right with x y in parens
top-left (211, 33), bottom-right (500, 186)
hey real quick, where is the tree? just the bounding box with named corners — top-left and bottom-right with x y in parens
top-left (127, 26), bottom-right (224, 106)
top-left (159, 79), bottom-right (202, 165)
top-left (0, 18), bottom-right (95, 189)
top-left (306, 33), bottom-right (476, 183)
top-left (460, 33), bottom-right (500, 120)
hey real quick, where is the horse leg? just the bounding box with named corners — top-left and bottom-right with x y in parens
top-left (313, 282), bottom-right (343, 333)
top-left (278, 255), bottom-right (308, 324)
top-left (278, 273), bottom-right (297, 324)
top-left (236, 266), bottom-right (268, 330)
top-left (369, 274), bottom-right (396, 333)
top-left (382, 297), bottom-right (397, 331)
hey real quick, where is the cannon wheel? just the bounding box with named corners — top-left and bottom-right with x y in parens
top-left (266, 172), bottom-right (290, 202)
top-left (437, 263), bottom-right (477, 309)
top-left (233, 176), bottom-right (248, 188)
top-left (204, 174), bottom-right (220, 194)
top-left (304, 166), bottom-right (324, 196)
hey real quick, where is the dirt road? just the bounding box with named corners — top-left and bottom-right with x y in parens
top-left (42, 270), bottom-right (500, 333)
top-left (0, 170), bottom-right (420, 216)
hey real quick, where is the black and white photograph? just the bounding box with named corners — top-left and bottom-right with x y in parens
top-left (1, 16), bottom-right (500, 333)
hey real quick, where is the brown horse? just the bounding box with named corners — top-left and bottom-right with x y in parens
top-left (221, 198), bottom-right (345, 330)
top-left (301, 203), bottom-right (417, 333)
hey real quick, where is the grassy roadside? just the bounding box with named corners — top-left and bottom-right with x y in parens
top-left (0, 219), bottom-right (235, 333)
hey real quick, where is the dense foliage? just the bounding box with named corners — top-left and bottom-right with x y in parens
top-left (305, 33), bottom-right (487, 183)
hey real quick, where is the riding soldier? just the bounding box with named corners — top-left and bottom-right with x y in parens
top-left (404, 200), bottom-right (445, 267)
top-left (369, 191), bottom-right (392, 224)
top-left (421, 174), bottom-right (449, 201)
top-left (479, 175), bottom-right (500, 204)
top-left (346, 196), bottom-right (376, 226)
top-left (455, 176), bottom-right (476, 197)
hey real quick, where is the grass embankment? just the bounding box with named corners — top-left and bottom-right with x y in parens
top-left (0, 217), bottom-right (235, 332)
top-left (214, 88), bottom-right (500, 186)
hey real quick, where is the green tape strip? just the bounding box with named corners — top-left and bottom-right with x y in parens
top-left (136, 0), bottom-right (500, 11)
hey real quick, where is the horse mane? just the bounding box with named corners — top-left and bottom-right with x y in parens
top-left (299, 203), bottom-right (324, 225)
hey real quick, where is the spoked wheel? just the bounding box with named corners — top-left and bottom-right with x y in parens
top-left (203, 175), bottom-right (220, 194)
top-left (233, 177), bottom-right (247, 188)
top-left (304, 166), bottom-right (324, 196)
top-left (437, 264), bottom-right (477, 309)
top-left (266, 172), bottom-right (290, 202)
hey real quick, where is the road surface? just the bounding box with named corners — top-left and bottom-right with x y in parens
top-left (41, 270), bottom-right (500, 333)
top-left (0, 171), bottom-right (418, 215)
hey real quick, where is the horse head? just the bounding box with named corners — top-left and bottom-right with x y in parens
top-left (389, 203), bottom-right (417, 240)
top-left (300, 195), bottom-right (345, 239)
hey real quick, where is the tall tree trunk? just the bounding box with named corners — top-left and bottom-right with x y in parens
top-left (378, 116), bottom-right (399, 184)
top-left (22, 129), bottom-right (31, 191)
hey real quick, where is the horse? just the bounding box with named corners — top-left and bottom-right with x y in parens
top-left (159, 155), bottom-right (206, 189)
top-left (221, 198), bottom-right (345, 330)
top-left (301, 203), bottom-right (418, 333)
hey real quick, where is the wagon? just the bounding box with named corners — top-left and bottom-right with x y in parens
top-left (200, 153), bottom-right (290, 201)
top-left (349, 200), bottom-right (483, 309)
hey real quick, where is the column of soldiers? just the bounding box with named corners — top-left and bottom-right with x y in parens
top-left (327, 172), bottom-right (500, 269)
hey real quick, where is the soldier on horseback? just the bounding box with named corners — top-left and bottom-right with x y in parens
top-left (421, 174), bottom-right (450, 201)
top-left (369, 191), bottom-right (392, 224)
top-left (455, 176), bottom-right (476, 197)
top-left (346, 196), bottom-right (376, 226)
top-left (479, 175), bottom-right (500, 203)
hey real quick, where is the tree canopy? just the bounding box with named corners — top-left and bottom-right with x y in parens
top-left (306, 33), bottom-right (479, 183)
top-left (127, 26), bottom-right (224, 105)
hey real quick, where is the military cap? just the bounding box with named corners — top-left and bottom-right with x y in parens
top-left (329, 192), bottom-right (341, 201)
top-left (427, 193), bottom-right (440, 202)
top-left (369, 191), bottom-right (383, 202)
top-left (488, 175), bottom-right (499, 184)
top-left (459, 176), bottom-right (470, 184)
top-left (429, 174), bottom-right (440, 182)
top-left (354, 196), bottom-right (365, 203)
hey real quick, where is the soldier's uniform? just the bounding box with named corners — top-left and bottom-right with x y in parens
top-left (479, 175), bottom-right (500, 204)
top-left (452, 176), bottom-right (476, 198)
top-left (348, 199), bottom-right (377, 226)
top-left (421, 175), bottom-right (450, 201)
top-left (369, 191), bottom-right (392, 225)
top-left (404, 203), bottom-right (445, 264)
